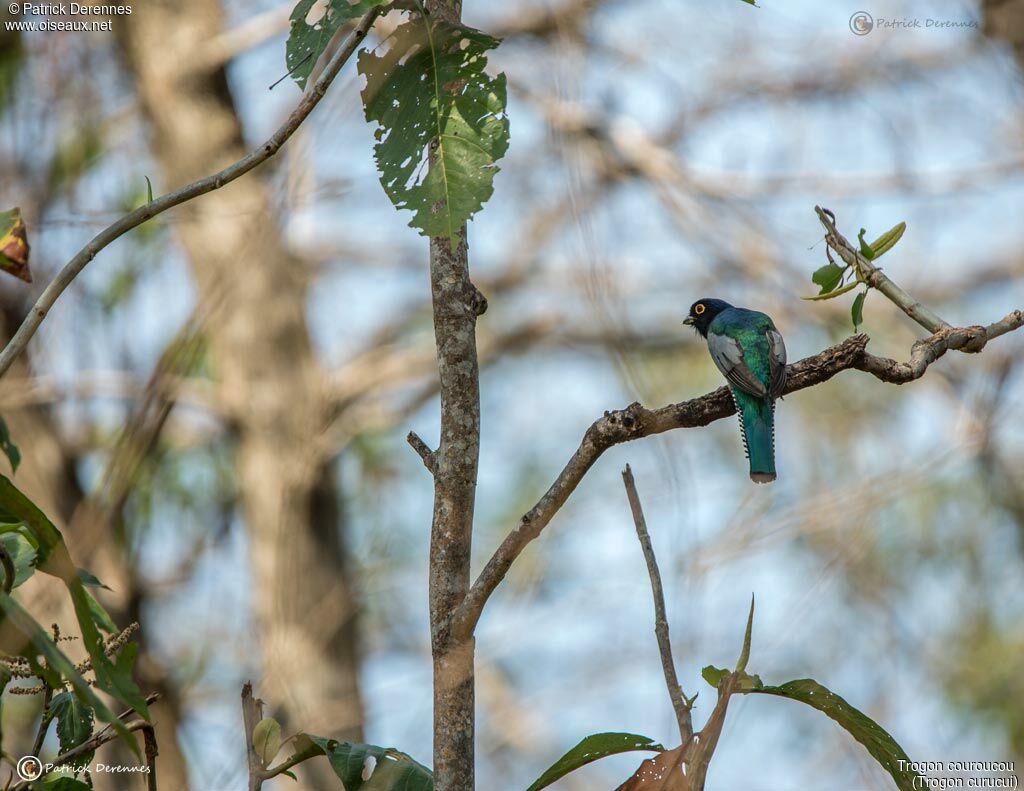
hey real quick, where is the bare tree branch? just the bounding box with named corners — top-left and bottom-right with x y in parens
top-left (454, 301), bottom-right (1024, 639)
top-left (0, 6), bottom-right (383, 381)
top-left (621, 464), bottom-right (693, 746)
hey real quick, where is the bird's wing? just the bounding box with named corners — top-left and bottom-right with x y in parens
top-left (766, 328), bottom-right (787, 397)
top-left (707, 331), bottom-right (768, 398)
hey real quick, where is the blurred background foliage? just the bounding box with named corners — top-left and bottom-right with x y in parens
top-left (0, 0), bottom-right (1022, 788)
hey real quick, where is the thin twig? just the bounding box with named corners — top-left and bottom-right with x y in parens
top-left (621, 464), bottom-right (692, 745)
top-left (0, 6), bottom-right (384, 381)
top-left (406, 431), bottom-right (437, 473)
top-left (815, 206), bottom-right (951, 333)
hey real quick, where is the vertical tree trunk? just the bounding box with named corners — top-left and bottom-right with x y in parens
top-left (423, 3), bottom-right (480, 788)
top-left (116, 3), bottom-right (364, 788)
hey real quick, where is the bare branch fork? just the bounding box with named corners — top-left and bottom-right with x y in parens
top-left (0, 6), bottom-right (385, 382)
top-left (436, 211), bottom-right (1024, 642)
top-left (621, 465), bottom-right (693, 746)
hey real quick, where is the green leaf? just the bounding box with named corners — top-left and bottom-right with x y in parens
top-left (801, 281), bottom-right (861, 301)
top-left (77, 568), bottom-right (111, 590)
top-left (857, 228), bottom-right (875, 260)
top-left (851, 291), bottom-right (866, 330)
top-left (50, 690), bottom-right (95, 755)
top-left (0, 417), bottom-right (20, 473)
top-left (359, 17), bottom-right (510, 246)
top-left (0, 207), bottom-right (31, 282)
top-left (286, 0), bottom-right (390, 90)
top-left (254, 717), bottom-right (283, 767)
top-left (748, 679), bottom-right (924, 791)
top-left (0, 531), bottom-right (36, 588)
top-left (526, 732), bottom-right (663, 791)
top-left (811, 263), bottom-right (844, 295)
top-left (144, 175), bottom-right (154, 204)
top-left (702, 665), bottom-right (729, 688)
top-left (301, 735), bottom-right (433, 790)
top-left (735, 593), bottom-right (755, 673)
top-left (868, 221), bottom-right (906, 259)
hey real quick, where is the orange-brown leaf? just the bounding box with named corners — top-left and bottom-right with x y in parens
top-left (0, 208), bottom-right (31, 283)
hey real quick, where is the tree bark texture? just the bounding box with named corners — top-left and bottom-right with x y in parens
top-left (117, 3), bottom-right (364, 788)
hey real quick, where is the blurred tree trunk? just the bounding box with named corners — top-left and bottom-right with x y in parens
top-left (116, 3), bottom-right (365, 789)
top-left (982, 0), bottom-right (1024, 65)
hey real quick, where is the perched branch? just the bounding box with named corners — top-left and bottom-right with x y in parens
top-left (815, 206), bottom-right (951, 333)
top-left (621, 465), bottom-right (693, 745)
top-left (0, 6), bottom-right (384, 381)
top-left (453, 305), bottom-right (1024, 638)
top-left (143, 726), bottom-right (159, 791)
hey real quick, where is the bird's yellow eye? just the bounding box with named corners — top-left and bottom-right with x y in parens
top-left (694, 303), bottom-right (706, 315)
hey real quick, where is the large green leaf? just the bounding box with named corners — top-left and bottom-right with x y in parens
top-left (526, 733), bottom-right (663, 791)
top-left (286, 0), bottom-right (390, 90)
top-left (748, 679), bottom-right (924, 791)
top-left (0, 207), bottom-right (30, 282)
top-left (51, 690), bottom-right (95, 756)
top-left (301, 735), bottom-right (433, 790)
top-left (359, 16), bottom-right (509, 245)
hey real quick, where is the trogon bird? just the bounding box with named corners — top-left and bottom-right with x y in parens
top-left (684, 299), bottom-right (787, 483)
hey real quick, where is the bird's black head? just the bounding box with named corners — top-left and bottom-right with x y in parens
top-left (683, 298), bottom-right (732, 338)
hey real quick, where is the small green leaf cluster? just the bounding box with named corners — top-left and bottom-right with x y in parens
top-left (805, 220), bottom-right (906, 331)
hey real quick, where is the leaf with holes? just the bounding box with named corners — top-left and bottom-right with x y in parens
top-left (746, 679), bottom-right (924, 791)
top-left (301, 735), bottom-right (433, 790)
top-left (0, 207), bottom-right (30, 282)
top-left (286, 0), bottom-right (390, 90)
top-left (526, 732), bottom-right (663, 791)
top-left (50, 690), bottom-right (95, 758)
top-left (359, 17), bottom-right (509, 246)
